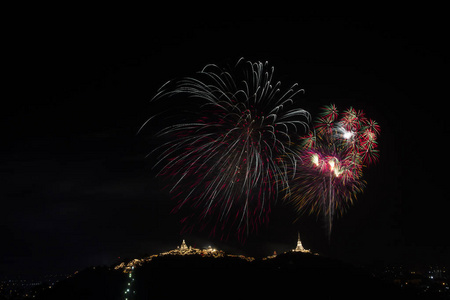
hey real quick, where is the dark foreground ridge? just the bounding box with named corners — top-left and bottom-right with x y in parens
top-left (34, 251), bottom-right (433, 300)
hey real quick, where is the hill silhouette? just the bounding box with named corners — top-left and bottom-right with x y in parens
top-left (36, 252), bottom-right (412, 300)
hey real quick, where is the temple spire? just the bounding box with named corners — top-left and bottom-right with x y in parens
top-left (295, 233), bottom-right (305, 252)
top-left (180, 239), bottom-right (188, 251)
top-left (292, 232), bottom-right (310, 253)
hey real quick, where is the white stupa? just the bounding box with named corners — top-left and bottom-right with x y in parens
top-left (179, 239), bottom-right (188, 252)
top-left (292, 233), bottom-right (310, 253)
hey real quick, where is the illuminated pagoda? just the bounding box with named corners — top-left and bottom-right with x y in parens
top-left (178, 239), bottom-right (189, 252)
top-left (293, 233), bottom-right (310, 253)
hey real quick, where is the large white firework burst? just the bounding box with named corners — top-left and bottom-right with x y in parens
top-left (143, 58), bottom-right (310, 238)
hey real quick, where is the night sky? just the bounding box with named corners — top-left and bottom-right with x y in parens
top-left (2, 12), bottom-right (449, 278)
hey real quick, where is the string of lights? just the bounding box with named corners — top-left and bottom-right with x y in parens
top-left (123, 266), bottom-right (135, 300)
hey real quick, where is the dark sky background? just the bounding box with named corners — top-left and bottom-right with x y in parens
top-left (2, 12), bottom-right (449, 278)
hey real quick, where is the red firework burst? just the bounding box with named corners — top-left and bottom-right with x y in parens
top-left (288, 104), bottom-right (380, 236)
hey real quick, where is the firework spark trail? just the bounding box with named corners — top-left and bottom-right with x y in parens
top-left (145, 59), bottom-right (310, 239)
top-left (288, 104), bottom-right (380, 238)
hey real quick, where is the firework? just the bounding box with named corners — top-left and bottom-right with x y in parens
top-left (288, 104), bottom-right (380, 236)
top-left (144, 59), bottom-right (310, 239)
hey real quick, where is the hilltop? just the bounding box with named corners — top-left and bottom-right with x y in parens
top-left (34, 241), bottom-right (412, 300)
